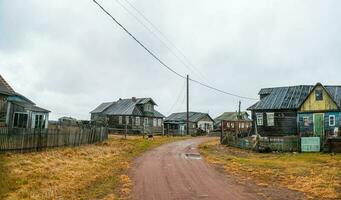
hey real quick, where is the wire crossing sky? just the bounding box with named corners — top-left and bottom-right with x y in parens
top-left (2, 0), bottom-right (340, 120)
top-left (92, 0), bottom-right (258, 101)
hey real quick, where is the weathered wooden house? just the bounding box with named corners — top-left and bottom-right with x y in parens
top-left (90, 97), bottom-right (165, 133)
top-left (0, 74), bottom-right (50, 129)
top-left (297, 83), bottom-right (341, 139)
top-left (164, 112), bottom-right (214, 135)
top-left (248, 83), bottom-right (341, 138)
top-left (214, 112), bottom-right (252, 133)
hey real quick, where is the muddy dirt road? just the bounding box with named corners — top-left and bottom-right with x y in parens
top-left (131, 137), bottom-right (261, 200)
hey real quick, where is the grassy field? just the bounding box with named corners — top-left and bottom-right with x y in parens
top-left (199, 140), bottom-right (341, 200)
top-left (0, 135), bottom-right (189, 200)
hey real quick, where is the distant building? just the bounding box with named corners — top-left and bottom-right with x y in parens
top-left (90, 97), bottom-right (164, 133)
top-left (214, 112), bottom-right (252, 133)
top-left (0, 74), bottom-right (50, 128)
top-left (164, 112), bottom-right (214, 135)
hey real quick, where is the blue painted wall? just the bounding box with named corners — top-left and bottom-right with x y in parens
top-left (298, 112), bottom-right (340, 136)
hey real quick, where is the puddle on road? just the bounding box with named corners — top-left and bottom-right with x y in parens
top-left (183, 153), bottom-right (202, 160)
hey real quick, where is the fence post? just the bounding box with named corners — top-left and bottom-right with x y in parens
top-left (124, 124), bottom-right (127, 139)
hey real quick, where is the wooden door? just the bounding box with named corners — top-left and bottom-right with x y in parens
top-left (313, 113), bottom-right (324, 136)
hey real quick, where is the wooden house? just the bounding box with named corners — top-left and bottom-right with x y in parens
top-left (0, 74), bottom-right (50, 129)
top-left (297, 83), bottom-right (341, 138)
top-left (214, 112), bottom-right (252, 133)
top-left (90, 97), bottom-right (165, 133)
top-left (164, 112), bottom-right (214, 135)
top-left (248, 83), bottom-right (341, 138)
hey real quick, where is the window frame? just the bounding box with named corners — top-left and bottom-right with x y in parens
top-left (13, 112), bottom-right (29, 128)
top-left (303, 116), bottom-right (310, 127)
top-left (315, 90), bottom-right (323, 101)
top-left (118, 116), bottom-right (122, 125)
top-left (135, 117), bottom-right (140, 126)
top-left (256, 113), bottom-right (264, 126)
top-left (266, 113), bottom-right (275, 127)
top-left (329, 115), bottom-right (336, 127)
top-left (125, 116), bottom-right (129, 125)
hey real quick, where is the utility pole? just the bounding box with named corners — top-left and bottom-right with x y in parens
top-left (187, 74), bottom-right (189, 136)
top-left (238, 101), bottom-right (241, 119)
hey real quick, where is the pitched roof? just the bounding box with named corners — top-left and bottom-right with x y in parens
top-left (214, 112), bottom-right (252, 123)
top-left (91, 98), bottom-right (164, 118)
top-left (12, 101), bottom-right (50, 113)
top-left (165, 112), bottom-right (213, 123)
top-left (90, 102), bottom-right (113, 114)
top-left (248, 84), bottom-right (341, 110)
top-left (0, 74), bottom-right (15, 95)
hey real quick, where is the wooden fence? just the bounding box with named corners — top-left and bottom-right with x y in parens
top-left (0, 127), bottom-right (108, 152)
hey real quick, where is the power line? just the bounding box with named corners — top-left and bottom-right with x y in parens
top-left (114, 0), bottom-right (207, 82)
top-left (166, 79), bottom-right (186, 115)
top-left (92, 0), bottom-right (258, 101)
top-left (119, 0), bottom-right (211, 84)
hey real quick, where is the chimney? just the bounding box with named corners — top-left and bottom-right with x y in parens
top-left (132, 97), bottom-right (137, 102)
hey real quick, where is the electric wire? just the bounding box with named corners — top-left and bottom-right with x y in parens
top-left (92, 0), bottom-right (258, 101)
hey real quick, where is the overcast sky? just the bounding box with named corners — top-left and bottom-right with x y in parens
top-left (1, 0), bottom-right (341, 120)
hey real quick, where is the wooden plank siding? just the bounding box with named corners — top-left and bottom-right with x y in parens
top-left (252, 110), bottom-right (297, 137)
top-left (300, 85), bottom-right (338, 112)
top-left (0, 127), bottom-right (108, 152)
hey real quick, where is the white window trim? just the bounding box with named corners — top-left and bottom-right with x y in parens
top-left (135, 117), bottom-right (140, 126)
top-left (329, 115), bottom-right (336, 126)
top-left (256, 113), bottom-right (263, 126)
top-left (266, 113), bottom-right (274, 127)
top-left (119, 116), bottom-right (123, 125)
top-left (303, 116), bottom-right (309, 127)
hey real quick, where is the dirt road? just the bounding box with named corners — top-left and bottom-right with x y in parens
top-left (132, 137), bottom-right (261, 200)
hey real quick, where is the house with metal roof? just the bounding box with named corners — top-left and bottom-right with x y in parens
top-left (90, 97), bottom-right (165, 133)
top-left (248, 83), bottom-right (341, 139)
top-left (214, 112), bottom-right (252, 133)
top-left (164, 112), bottom-right (214, 135)
top-left (0, 74), bottom-right (50, 128)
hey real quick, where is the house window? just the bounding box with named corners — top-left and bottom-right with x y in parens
top-left (153, 118), bottom-right (157, 127)
top-left (135, 117), bottom-right (140, 126)
top-left (13, 113), bottom-right (28, 128)
top-left (226, 123), bottom-right (230, 128)
top-left (267, 113), bottom-right (274, 126)
top-left (119, 116), bottom-right (122, 124)
top-left (303, 117), bottom-right (309, 127)
top-left (125, 116), bottom-right (129, 125)
top-left (231, 123), bottom-right (234, 128)
top-left (157, 119), bottom-right (162, 127)
top-left (144, 118), bottom-right (148, 126)
top-left (256, 113), bottom-right (263, 126)
top-left (329, 115), bottom-right (336, 126)
top-left (315, 90), bottom-right (323, 101)
top-left (241, 122), bottom-right (245, 128)
top-left (34, 114), bottom-right (45, 129)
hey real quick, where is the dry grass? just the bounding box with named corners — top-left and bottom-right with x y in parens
top-left (199, 140), bottom-right (341, 200)
top-left (0, 135), bottom-right (189, 200)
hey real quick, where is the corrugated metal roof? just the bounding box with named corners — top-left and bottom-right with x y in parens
top-left (214, 112), bottom-right (252, 123)
top-left (0, 74), bottom-right (15, 95)
top-left (248, 85), bottom-right (341, 110)
top-left (91, 98), bottom-right (164, 117)
top-left (165, 112), bottom-right (213, 123)
top-left (90, 102), bottom-right (113, 114)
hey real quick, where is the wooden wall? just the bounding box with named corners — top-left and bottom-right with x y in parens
top-left (300, 85), bottom-right (338, 112)
top-left (252, 110), bottom-right (297, 137)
